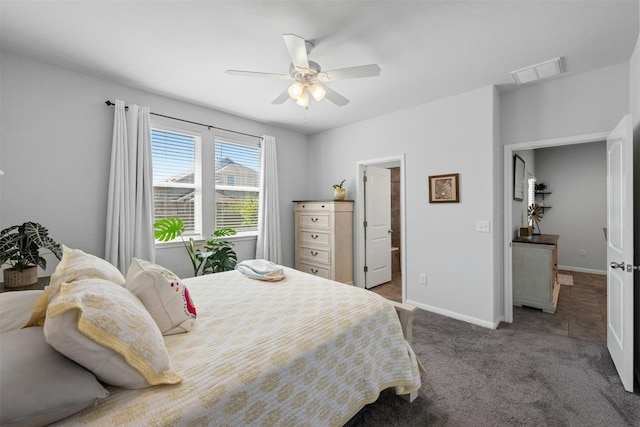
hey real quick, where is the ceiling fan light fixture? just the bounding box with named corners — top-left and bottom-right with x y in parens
top-left (295, 90), bottom-right (309, 108)
top-left (309, 83), bottom-right (326, 102)
top-left (288, 81), bottom-right (305, 99)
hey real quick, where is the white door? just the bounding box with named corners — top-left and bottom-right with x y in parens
top-left (606, 114), bottom-right (634, 392)
top-left (364, 166), bottom-right (391, 289)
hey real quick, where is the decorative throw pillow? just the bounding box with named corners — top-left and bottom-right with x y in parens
top-left (125, 258), bottom-right (197, 335)
top-left (25, 245), bottom-right (126, 327)
top-left (0, 290), bottom-right (43, 333)
top-left (44, 278), bottom-right (182, 389)
top-left (0, 327), bottom-right (109, 427)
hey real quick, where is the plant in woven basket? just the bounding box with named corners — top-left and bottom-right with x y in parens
top-left (0, 221), bottom-right (62, 286)
top-left (154, 217), bottom-right (237, 276)
top-left (527, 204), bottom-right (544, 235)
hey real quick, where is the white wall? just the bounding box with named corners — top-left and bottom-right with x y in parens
top-left (501, 62), bottom-right (630, 145)
top-left (535, 142), bottom-right (607, 273)
top-left (309, 86), bottom-right (501, 328)
top-left (0, 52), bottom-right (309, 278)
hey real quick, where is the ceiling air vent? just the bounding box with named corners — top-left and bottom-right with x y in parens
top-left (510, 57), bottom-right (564, 84)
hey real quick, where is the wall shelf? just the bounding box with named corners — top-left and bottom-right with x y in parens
top-left (535, 191), bottom-right (552, 200)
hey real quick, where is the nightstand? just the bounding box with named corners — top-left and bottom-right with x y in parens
top-left (0, 276), bottom-right (49, 293)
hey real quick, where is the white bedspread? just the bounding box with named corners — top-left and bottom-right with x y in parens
top-left (54, 267), bottom-right (422, 426)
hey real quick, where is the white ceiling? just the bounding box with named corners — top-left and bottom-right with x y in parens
top-left (1, 1), bottom-right (638, 135)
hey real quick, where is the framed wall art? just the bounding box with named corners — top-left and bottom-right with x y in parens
top-left (513, 154), bottom-right (525, 201)
top-left (429, 173), bottom-right (459, 203)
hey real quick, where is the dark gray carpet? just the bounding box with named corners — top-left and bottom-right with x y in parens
top-left (346, 309), bottom-right (640, 426)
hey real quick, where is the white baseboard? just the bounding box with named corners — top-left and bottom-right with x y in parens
top-left (406, 299), bottom-right (500, 330)
top-left (558, 265), bottom-right (606, 275)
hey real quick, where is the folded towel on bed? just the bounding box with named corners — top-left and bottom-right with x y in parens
top-left (235, 259), bottom-right (286, 281)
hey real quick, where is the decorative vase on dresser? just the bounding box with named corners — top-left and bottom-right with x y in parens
top-left (293, 200), bottom-right (353, 284)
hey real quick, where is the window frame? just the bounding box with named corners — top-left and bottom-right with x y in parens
top-left (213, 133), bottom-right (262, 236)
top-left (150, 119), bottom-right (261, 244)
top-left (150, 124), bottom-right (203, 238)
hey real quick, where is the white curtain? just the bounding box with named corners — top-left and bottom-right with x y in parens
top-left (255, 135), bottom-right (282, 263)
top-left (105, 100), bottom-right (155, 274)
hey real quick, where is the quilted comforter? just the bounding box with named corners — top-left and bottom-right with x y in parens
top-left (54, 267), bottom-right (422, 426)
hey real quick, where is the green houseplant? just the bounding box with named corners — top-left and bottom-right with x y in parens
top-left (153, 217), bottom-right (237, 276)
top-left (333, 179), bottom-right (346, 200)
top-left (0, 221), bottom-right (63, 287)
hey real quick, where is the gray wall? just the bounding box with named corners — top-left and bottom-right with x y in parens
top-left (308, 86), bottom-right (502, 328)
top-left (501, 62), bottom-right (630, 144)
top-left (534, 142), bottom-right (607, 273)
top-left (0, 52), bottom-right (309, 278)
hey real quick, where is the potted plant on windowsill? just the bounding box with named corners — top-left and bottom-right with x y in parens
top-left (0, 221), bottom-right (63, 288)
top-left (153, 217), bottom-right (238, 276)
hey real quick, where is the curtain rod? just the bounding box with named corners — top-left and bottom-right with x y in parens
top-left (105, 100), bottom-right (262, 140)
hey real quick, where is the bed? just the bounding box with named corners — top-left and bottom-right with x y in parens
top-left (1, 251), bottom-right (422, 427)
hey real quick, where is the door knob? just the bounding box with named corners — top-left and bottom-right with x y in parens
top-left (610, 262), bottom-right (625, 270)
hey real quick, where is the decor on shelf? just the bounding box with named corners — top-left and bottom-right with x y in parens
top-left (513, 154), bottom-right (525, 201)
top-left (534, 182), bottom-right (547, 192)
top-left (527, 204), bottom-right (544, 235)
top-left (153, 217), bottom-right (237, 276)
top-left (0, 221), bottom-right (62, 287)
top-left (429, 173), bottom-right (459, 203)
top-left (333, 179), bottom-right (346, 200)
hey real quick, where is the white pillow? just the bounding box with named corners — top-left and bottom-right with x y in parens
top-left (50, 245), bottom-right (125, 287)
top-left (44, 278), bottom-right (182, 389)
top-left (0, 327), bottom-right (109, 426)
top-left (125, 258), bottom-right (197, 335)
top-left (0, 290), bottom-right (43, 333)
top-left (26, 246), bottom-right (126, 327)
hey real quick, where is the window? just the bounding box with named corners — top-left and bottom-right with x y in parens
top-left (527, 177), bottom-right (536, 225)
top-left (214, 139), bottom-right (260, 232)
top-left (151, 128), bottom-right (201, 235)
top-left (151, 125), bottom-right (260, 240)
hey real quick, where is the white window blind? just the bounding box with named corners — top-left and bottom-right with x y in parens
top-left (151, 128), bottom-right (201, 235)
top-left (215, 139), bottom-right (260, 232)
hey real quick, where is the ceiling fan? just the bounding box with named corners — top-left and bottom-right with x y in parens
top-left (226, 34), bottom-right (381, 108)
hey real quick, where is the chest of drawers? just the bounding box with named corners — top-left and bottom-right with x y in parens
top-left (512, 234), bottom-right (560, 313)
top-left (293, 200), bottom-right (353, 284)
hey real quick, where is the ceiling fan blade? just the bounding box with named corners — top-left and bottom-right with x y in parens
top-left (324, 86), bottom-right (350, 106)
top-left (322, 64), bottom-right (381, 81)
top-left (283, 34), bottom-right (309, 70)
top-left (271, 90), bottom-right (290, 105)
top-left (226, 70), bottom-right (291, 80)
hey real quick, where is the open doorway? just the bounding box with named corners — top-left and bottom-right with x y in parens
top-left (511, 144), bottom-right (608, 345)
top-left (355, 155), bottom-right (406, 303)
top-left (503, 131), bottom-right (609, 323)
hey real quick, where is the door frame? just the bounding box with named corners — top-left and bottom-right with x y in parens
top-left (355, 155), bottom-right (406, 302)
top-left (503, 132), bottom-right (608, 322)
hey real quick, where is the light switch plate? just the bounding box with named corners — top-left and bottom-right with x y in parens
top-left (476, 220), bottom-right (491, 233)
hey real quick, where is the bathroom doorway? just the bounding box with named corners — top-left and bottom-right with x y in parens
top-left (355, 155), bottom-right (405, 303)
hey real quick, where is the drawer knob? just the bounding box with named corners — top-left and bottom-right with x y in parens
top-left (311, 234), bottom-right (318, 239)
top-left (311, 251), bottom-right (318, 256)
top-left (311, 268), bottom-right (318, 274)
top-left (311, 217), bottom-right (318, 222)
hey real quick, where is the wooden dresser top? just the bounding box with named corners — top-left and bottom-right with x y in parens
top-left (513, 234), bottom-right (559, 245)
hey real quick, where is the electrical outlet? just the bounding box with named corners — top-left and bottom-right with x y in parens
top-left (419, 274), bottom-right (427, 285)
top-left (579, 249), bottom-right (586, 257)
